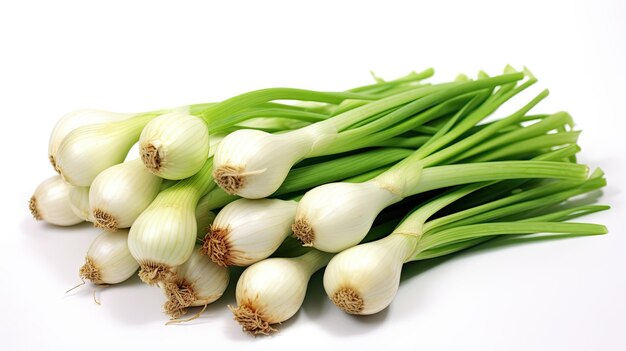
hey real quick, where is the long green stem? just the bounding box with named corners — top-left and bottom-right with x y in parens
top-left (416, 222), bottom-right (607, 252)
top-left (203, 88), bottom-right (379, 129)
top-left (320, 72), bottom-right (525, 141)
top-left (409, 161), bottom-right (588, 195)
top-left (275, 148), bottom-right (413, 196)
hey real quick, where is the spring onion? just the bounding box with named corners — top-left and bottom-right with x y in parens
top-left (293, 86), bottom-right (584, 252)
top-left (213, 72), bottom-right (524, 198)
top-left (324, 171), bottom-right (608, 315)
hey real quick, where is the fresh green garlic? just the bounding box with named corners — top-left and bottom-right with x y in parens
top-left (161, 249), bottom-right (229, 319)
top-left (29, 175), bottom-right (83, 226)
top-left (140, 112), bottom-right (210, 180)
top-left (80, 229), bottom-right (139, 284)
top-left (68, 186), bottom-right (92, 222)
top-left (89, 159), bottom-right (163, 231)
top-left (48, 109), bottom-right (134, 171)
top-left (231, 250), bottom-right (332, 335)
top-left (200, 198), bottom-right (298, 266)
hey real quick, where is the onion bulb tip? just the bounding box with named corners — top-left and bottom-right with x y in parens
top-left (331, 287), bottom-right (364, 314)
top-left (138, 262), bottom-right (173, 285)
top-left (29, 196), bottom-right (42, 220)
top-left (79, 257), bottom-right (103, 284)
top-left (92, 208), bottom-right (118, 231)
top-left (200, 227), bottom-right (232, 267)
top-left (140, 142), bottom-right (162, 174)
top-left (162, 278), bottom-right (196, 319)
top-left (212, 165), bottom-right (245, 195)
top-left (292, 218), bottom-right (315, 246)
top-left (49, 155), bottom-right (57, 171)
top-left (229, 304), bottom-right (277, 336)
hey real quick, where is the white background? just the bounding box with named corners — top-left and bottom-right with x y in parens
top-left (1, 1), bottom-right (625, 350)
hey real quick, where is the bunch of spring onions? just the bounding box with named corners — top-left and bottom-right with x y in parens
top-left (29, 66), bottom-right (608, 335)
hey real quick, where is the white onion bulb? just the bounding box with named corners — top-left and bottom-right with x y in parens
top-left (230, 250), bottom-right (332, 335)
top-left (140, 112), bottom-right (210, 180)
top-left (80, 229), bottom-right (139, 284)
top-left (89, 159), bottom-right (163, 230)
top-left (323, 234), bottom-right (417, 315)
top-left (293, 181), bottom-right (401, 252)
top-left (128, 194), bottom-right (198, 285)
top-left (48, 109), bottom-right (134, 171)
top-left (55, 115), bottom-right (153, 186)
top-left (29, 175), bottom-right (83, 226)
top-left (201, 198), bottom-right (297, 266)
top-left (212, 127), bottom-right (329, 199)
top-left (161, 249), bottom-right (229, 319)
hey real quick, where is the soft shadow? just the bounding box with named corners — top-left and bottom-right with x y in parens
top-left (19, 217), bottom-right (98, 282)
top-left (301, 269), bottom-right (327, 320)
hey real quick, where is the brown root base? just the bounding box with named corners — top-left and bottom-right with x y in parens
top-left (332, 287), bottom-right (364, 314)
top-left (139, 262), bottom-right (172, 285)
top-left (163, 278), bottom-right (197, 319)
top-left (49, 154), bottom-right (57, 171)
top-left (140, 143), bottom-right (161, 173)
top-left (92, 208), bottom-right (118, 231)
top-left (200, 226), bottom-right (233, 267)
top-left (212, 165), bottom-right (244, 195)
top-left (29, 196), bottom-right (42, 220)
top-left (229, 304), bottom-right (277, 336)
top-left (292, 218), bottom-right (314, 246)
top-left (79, 256), bottom-right (103, 284)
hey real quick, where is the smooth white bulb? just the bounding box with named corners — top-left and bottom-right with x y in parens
top-left (128, 201), bottom-right (197, 285)
top-left (202, 198), bottom-right (298, 266)
top-left (161, 249), bottom-right (229, 319)
top-left (231, 251), bottom-right (329, 335)
top-left (48, 109), bottom-right (134, 170)
top-left (323, 234), bottom-right (417, 315)
top-left (139, 112), bottom-right (210, 180)
top-left (294, 181), bottom-right (401, 252)
top-left (89, 159), bottom-right (163, 230)
top-left (29, 175), bottom-right (83, 226)
top-left (81, 229), bottom-right (139, 284)
top-left (212, 129), bottom-right (317, 199)
top-left (55, 117), bottom-right (149, 186)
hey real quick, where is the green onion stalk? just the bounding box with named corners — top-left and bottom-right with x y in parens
top-left (293, 74), bottom-right (587, 252)
top-left (211, 70), bottom-right (527, 199)
top-left (323, 167), bottom-right (608, 315)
